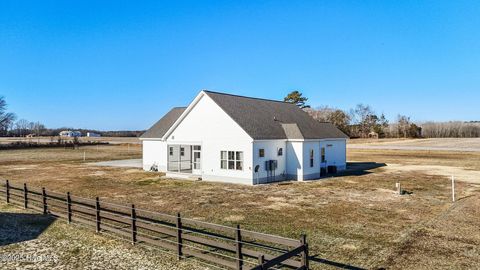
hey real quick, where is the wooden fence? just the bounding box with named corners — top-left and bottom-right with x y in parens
top-left (0, 180), bottom-right (309, 270)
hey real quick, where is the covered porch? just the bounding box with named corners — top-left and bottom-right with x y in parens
top-left (167, 144), bottom-right (201, 175)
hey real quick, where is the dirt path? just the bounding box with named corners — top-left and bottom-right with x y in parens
top-left (88, 159), bottom-right (143, 168)
top-left (383, 163), bottom-right (480, 185)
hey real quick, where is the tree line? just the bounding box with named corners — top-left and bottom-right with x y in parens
top-left (2, 94), bottom-right (478, 139)
top-left (284, 91), bottom-right (479, 138)
top-left (420, 121), bottom-right (480, 138)
top-left (0, 96), bottom-right (143, 137)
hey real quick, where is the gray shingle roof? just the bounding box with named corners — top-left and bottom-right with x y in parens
top-left (140, 107), bottom-right (186, 139)
top-left (281, 123), bottom-right (304, 139)
top-left (204, 91), bottom-right (349, 140)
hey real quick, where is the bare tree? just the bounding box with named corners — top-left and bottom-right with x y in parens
top-left (420, 121), bottom-right (480, 138)
top-left (397, 115), bottom-right (411, 138)
top-left (14, 119), bottom-right (30, 137)
top-left (32, 121), bottom-right (46, 136)
top-left (307, 106), bottom-right (351, 135)
top-left (306, 106), bottom-right (332, 122)
top-left (0, 96), bottom-right (16, 136)
top-left (347, 104), bottom-right (392, 138)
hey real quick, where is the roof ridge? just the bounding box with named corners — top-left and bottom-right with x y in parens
top-left (203, 90), bottom-right (296, 105)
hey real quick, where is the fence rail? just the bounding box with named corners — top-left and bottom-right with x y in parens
top-left (1, 180), bottom-right (309, 269)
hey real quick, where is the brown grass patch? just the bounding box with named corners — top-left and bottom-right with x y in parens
top-left (0, 146), bottom-right (479, 269)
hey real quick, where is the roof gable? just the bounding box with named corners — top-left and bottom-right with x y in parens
top-left (281, 123), bottom-right (304, 140)
top-left (142, 91), bottom-right (349, 140)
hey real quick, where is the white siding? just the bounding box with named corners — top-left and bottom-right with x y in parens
top-left (252, 140), bottom-right (287, 184)
top-left (320, 139), bottom-right (347, 170)
top-left (302, 141), bottom-right (321, 180)
top-left (166, 94), bottom-right (254, 185)
top-left (142, 140), bottom-right (167, 171)
top-left (301, 139), bottom-right (347, 180)
top-left (286, 139), bottom-right (347, 181)
top-left (286, 141), bottom-right (303, 180)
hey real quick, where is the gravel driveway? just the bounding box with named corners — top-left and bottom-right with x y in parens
top-left (88, 159), bottom-right (143, 168)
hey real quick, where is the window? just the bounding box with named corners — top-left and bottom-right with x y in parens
top-left (169, 147), bottom-right (174, 156)
top-left (228, 151), bottom-right (235, 169)
top-left (310, 149), bottom-right (314, 167)
top-left (259, 149), bottom-right (265, 157)
top-left (221, 151), bottom-right (228, 169)
top-left (180, 147), bottom-right (185, 156)
top-left (277, 148), bottom-right (283, 156)
top-left (321, 147), bottom-right (326, 163)
top-left (236, 152), bottom-right (244, 170)
top-left (221, 151), bottom-right (243, 170)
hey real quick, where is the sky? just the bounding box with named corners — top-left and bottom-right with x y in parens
top-left (1, 1), bottom-right (479, 130)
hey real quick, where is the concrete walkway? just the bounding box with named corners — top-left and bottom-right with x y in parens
top-left (88, 159), bottom-right (142, 168)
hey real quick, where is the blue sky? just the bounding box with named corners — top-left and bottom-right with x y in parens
top-left (1, 1), bottom-right (479, 130)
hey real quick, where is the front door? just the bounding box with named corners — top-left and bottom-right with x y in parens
top-left (192, 145), bottom-right (202, 174)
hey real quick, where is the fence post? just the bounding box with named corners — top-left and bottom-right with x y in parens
top-left (131, 204), bottom-right (137, 245)
top-left (300, 234), bottom-right (309, 270)
top-left (176, 212), bottom-right (183, 260)
top-left (258, 254), bottom-right (265, 270)
top-left (67, 192), bottom-right (72, 224)
top-left (23, 183), bottom-right (28, 209)
top-left (5, 180), bottom-right (9, 203)
top-left (42, 187), bottom-right (47, 214)
top-left (236, 225), bottom-right (243, 270)
top-left (95, 197), bottom-right (101, 233)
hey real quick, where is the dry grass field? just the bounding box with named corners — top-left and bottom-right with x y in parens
top-left (0, 136), bottom-right (141, 145)
top-left (348, 138), bottom-right (480, 152)
top-left (1, 139), bottom-right (479, 269)
top-left (0, 203), bottom-right (205, 270)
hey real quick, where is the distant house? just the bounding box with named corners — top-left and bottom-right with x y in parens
top-left (59, 130), bottom-right (82, 137)
top-left (87, 132), bottom-right (101, 137)
top-left (140, 90), bottom-right (348, 185)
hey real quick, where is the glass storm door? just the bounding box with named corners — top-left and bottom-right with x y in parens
top-left (192, 145), bottom-right (201, 174)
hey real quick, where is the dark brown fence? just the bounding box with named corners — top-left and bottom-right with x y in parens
top-left (0, 180), bottom-right (309, 269)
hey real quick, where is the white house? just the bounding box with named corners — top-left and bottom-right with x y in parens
top-left (59, 130), bottom-right (82, 137)
top-left (140, 90), bottom-right (348, 185)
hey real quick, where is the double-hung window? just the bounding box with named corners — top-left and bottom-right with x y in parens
top-left (228, 151), bottom-right (235, 169)
top-left (221, 151), bottom-right (228, 169)
top-left (221, 151), bottom-right (243, 170)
